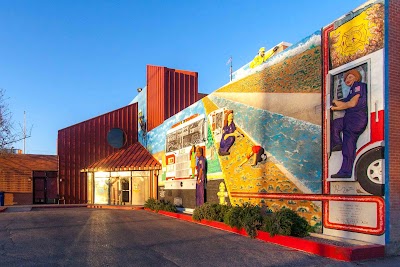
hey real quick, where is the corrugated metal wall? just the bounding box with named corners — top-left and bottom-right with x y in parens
top-left (147, 65), bottom-right (198, 131)
top-left (147, 65), bottom-right (165, 132)
top-left (57, 104), bottom-right (138, 204)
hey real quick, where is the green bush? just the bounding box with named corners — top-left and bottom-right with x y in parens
top-left (158, 199), bottom-right (178, 213)
top-left (223, 203), bottom-right (263, 238)
top-left (148, 198), bottom-right (312, 239)
top-left (193, 203), bottom-right (231, 222)
top-left (261, 208), bottom-right (310, 237)
top-left (144, 198), bottom-right (157, 210)
top-left (223, 205), bottom-right (242, 229)
top-left (144, 198), bottom-right (177, 213)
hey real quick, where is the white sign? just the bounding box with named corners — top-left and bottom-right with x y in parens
top-left (329, 201), bottom-right (377, 228)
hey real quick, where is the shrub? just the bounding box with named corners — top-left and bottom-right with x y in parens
top-left (193, 203), bottom-right (231, 222)
top-left (144, 198), bottom-right (157, 210)
top-left (223, 203), bottom-right (263, 238)
top-left (158, 199), bottom-right (178, 213)
top-left (261, 208), bottom-right (310, 237)
top-left (144, 198), bottom-right (177, 213)
top-left (223, 205), bottom-right (242, 229)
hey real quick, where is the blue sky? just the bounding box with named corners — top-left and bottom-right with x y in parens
top-left (0, 0), bottom-right (367, 155)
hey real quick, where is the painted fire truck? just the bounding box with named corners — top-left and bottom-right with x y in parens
top-left (207, 107), bottom-right (228, 144)
top-left (164, 114), bottom-right (207, 184)
top-left (327, 49), bottom-right (384, 196)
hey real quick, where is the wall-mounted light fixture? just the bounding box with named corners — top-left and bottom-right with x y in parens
top-left (137, 87), bottom-right (143, 93)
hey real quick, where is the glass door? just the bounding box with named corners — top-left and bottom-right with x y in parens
top-left (109, 177), bottom-right (120, 205)
top-left (131, 176), bottom-right (149, 205)
top-left (120, 177), bottom-right (131, 204)
top-left (94, 178), bottom-right (109, 204)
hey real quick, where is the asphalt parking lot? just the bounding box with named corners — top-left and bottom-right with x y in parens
top-left (0, 208), bottom-right (399, 267)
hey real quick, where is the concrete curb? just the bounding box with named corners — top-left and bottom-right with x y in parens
top-left (144, 209), bottom-right (385, 262)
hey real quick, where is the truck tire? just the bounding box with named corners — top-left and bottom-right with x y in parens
top-left (355, 147), bottom-right (384, 196)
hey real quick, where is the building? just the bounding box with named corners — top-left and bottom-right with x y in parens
top-left (58, 0), bottom-right (400, 254)
top-left (0, 154), bottom-right (58, 205)
top-left (57, 65), bottom-right (200, 206)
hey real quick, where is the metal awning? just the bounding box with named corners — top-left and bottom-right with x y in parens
top-left (80, 143), bottom-right (161, 172)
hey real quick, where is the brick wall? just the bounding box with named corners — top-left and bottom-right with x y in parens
top-left (388, 0), bottom-right (400, 249)
top-left (0, 170), bottom-right (32, 193)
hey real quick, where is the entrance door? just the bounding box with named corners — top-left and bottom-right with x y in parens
top-left (131, 176), bottom-right (149, 205)
top-left (33, 171), bottom-right (59, 204)
top-left (120, 178), bottom-right (130, 204)
top-left (33, 178), bottom-right (46, 203)
top-left (110, 178), bottom-right (120, 205)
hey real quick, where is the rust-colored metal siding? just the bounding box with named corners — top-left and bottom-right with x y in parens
top-left (147, 65), bottom-right (165, 132)
top-left (147, 65), bottom-right (198, 131)
top-left (57, 104), bottom-right (138, 204)
top-left (82, 142), bottom-right (161, 172)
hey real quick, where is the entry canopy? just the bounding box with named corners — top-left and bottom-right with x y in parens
top-left (81, 143), bottom-right (161, 172)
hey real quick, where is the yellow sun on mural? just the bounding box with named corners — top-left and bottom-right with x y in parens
top-left (331, 11), bottom-right (373, 57)
top-left (341, 24), bottom-right (369, 54)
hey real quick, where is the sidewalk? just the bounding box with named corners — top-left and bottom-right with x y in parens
top-left (0, 204), bottom-right (389, 262)
top-left (0, 203), bottom-right (87, 213)
top-left (0, 203), bottom-right (146, 213)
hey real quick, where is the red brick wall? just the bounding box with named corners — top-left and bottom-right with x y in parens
top-left (389, 0), bottom-right (400, 245)
top-left (0, 154), bottom-right (58, 205)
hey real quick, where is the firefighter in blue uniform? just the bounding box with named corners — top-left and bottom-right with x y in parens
top-left (331, 69), bottom-right (368, 178)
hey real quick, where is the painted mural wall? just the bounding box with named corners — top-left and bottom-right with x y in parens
top-left (144, 0), bottom-right (385, 244)
top-left (146, 30), bottom-right (323, 229)
top-left (129, 86), bottom-right (147, 147)
top-left (323, 0), bottom-right (385, 244)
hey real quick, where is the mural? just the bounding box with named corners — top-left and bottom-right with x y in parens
top-left (330, 65), bottom-right (369, 179)
top-left (249, 46), bottom-right (279, 69)
top-left (129, 86), bottom-right (148, 147)
top-left (327, 1), bottom-right (385, 197)
top-left (147, 101), bottom-right (222, 185)
top-left (144, 0), bottom-right (385, 244)
top-left (324, 0), bottom-right (385, 244)
top-left (217, 110), bottom-right (243, 156)
top-left (147, 31), bottom-right (324, 229)
top-left (195, 146), bottom-right (206, 207)
top-left (329, 1), bottom-right (384, 69)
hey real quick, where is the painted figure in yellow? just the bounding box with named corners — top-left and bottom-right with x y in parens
top-left (190, 145), bottom-right (197, 178)
top-left (249, 46), bottom-right (279, 69)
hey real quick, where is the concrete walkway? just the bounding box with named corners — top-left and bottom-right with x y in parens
top-left (0, 203), bottom-right (87, 213)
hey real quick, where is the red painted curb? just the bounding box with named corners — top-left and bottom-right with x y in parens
top-left (144, 209), bottom-right (385, 262)
top-left (88, 205), bottom-right (142, 210)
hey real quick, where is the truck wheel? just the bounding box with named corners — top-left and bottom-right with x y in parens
top-left (355, 147), bottom-right (384, 196)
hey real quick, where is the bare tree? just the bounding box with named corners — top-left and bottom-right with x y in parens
top-left (0, 88), bottom-right (31, 153)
